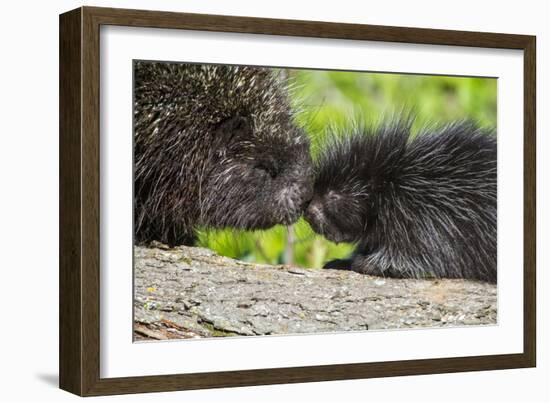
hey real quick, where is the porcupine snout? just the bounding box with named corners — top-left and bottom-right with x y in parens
top-left (276, 162), bottom-right (314, 225)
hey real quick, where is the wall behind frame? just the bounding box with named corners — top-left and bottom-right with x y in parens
top-left (0, 0), bottom-right (546, 402)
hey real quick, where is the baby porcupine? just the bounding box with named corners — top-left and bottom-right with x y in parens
top-left (304, 119), bottom-right (497, 282)
top-left (134, 61), bottom-right (313, 246)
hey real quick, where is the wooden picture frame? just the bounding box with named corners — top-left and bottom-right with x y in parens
top-left (59, 6), bottom-right (536, 396)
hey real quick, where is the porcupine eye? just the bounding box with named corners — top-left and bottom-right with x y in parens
top-left (255, 161), bottom-right (278, 179)
top-left (325, 190), bottom-right (344, 211)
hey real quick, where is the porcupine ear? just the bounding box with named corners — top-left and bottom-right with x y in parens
top-left (212, 115), bottom-right (254, 161)
top-left (215, 115), bottom-right (253, 144)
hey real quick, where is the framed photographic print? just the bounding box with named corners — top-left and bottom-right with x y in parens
top-left (59, 6), bottom-right (536, 396)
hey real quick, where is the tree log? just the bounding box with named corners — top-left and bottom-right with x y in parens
top-left (134, 244), bottom-right (497, 340)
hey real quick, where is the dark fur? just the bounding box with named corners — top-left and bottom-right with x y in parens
top-left (134, 61), bottom-right (313, 246)
top-left (304, 119), bottom-right (497, 282)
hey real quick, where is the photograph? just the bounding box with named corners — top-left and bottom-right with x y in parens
top-left (132, 60), bottom-right (498, 341)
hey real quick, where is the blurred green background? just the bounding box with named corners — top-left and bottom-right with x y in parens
top-left (196, 69), bottom-right (497, 268)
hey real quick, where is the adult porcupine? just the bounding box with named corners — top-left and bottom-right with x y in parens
top-left (304, 119), bottom-right (497, 282)
top-left (134, 61), bottom-right (313, 246)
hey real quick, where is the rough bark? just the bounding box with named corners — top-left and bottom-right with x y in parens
top-left (134, 244), bottom-right (497, 340)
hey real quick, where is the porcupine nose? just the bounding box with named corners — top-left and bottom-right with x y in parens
top-left (301, 164), bottom-right (314, 205)
top-left (303, 198), bottom-right (319, 223)
top-left (299, 181), bottom-right (314, 211)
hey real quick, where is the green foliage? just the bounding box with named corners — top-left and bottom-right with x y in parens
top-left (197, 69), bottom-right (497, 268)
top-left (196, 219), bottom-right (354, 268)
